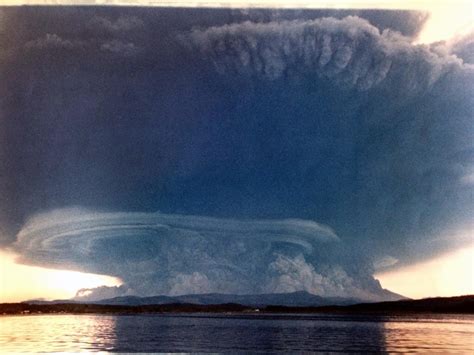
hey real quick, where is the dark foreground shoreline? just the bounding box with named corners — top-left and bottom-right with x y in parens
top-left (1, 295), bottom-right (473, 316)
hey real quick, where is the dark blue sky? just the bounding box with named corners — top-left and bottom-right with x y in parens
top-left (1, 7), bottom-right (472, 300)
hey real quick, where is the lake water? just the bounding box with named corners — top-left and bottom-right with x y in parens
top-left (1, 313), bottom-right (473, 353)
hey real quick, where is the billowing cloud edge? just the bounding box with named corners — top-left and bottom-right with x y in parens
top-left (12, 207), bottom-right (398, 301)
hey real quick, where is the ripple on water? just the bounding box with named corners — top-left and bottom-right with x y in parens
top-left (0, 313), bottom-right (473, 352)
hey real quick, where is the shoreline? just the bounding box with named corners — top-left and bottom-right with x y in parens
top-left (2, 294), bottom-right (473, 316)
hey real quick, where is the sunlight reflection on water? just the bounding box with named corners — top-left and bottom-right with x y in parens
top-left (0, 314), bottom-right (117, 353)
top-left (0, 313), bottom-right (473, 352)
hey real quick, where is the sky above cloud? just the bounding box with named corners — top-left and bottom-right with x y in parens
top-left (0, 6), bottom-right (472, 300)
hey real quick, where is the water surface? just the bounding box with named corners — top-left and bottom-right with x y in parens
top-left (1, 313), bottom-right (473, 353)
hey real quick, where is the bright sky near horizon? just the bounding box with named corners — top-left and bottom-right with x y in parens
top-left (0, 0), bottom-right (472, 303)
top-left (0, 250), bottom-right (121, 302)
top-left (376, 245), bottom-right (474, 299)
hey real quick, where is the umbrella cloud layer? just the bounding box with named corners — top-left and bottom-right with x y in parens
top-left (14, 208), bottom-right (394, 301)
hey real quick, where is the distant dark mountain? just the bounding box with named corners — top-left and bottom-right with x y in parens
top-left (269, 295), bottom-right (474, 314)
top-left (94, 295), bottom-right (180, 306)
top-left (24, 290), bottom-right (406, 308)
top-left (92, 291), bottom-right (403, 307)
top-left (24, 291), bottom-right (362, 307)
top-left (23, 299), bottom-right (78, 305)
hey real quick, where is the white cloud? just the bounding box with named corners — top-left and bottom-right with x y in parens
top-left (182, 16), bottom-right (462, 93)
top-left (266, 254), bottom-right (394, 301)
top-left (24, 33), bottom-right (85, 50)
top-left (89, 15), bottom-right (144, 32)
top-left (100, 39), bottom-right (139, 56)
top-left (373, 255), bottom-right (399, 270)
top-left (75, 285), bottom-right (132, 301)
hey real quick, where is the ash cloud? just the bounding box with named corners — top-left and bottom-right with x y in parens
top-left (88, 15), bottom-right (144, 33)
top-left (100, 39), bottom-right (140, 56)
top-left (0, 7), bottom-right (472, 300)
top-left (13, 208), bottom-right (393, 301)
top-left (24, 33), bottom-right (87, 50)
top-left (447, 31), bottom-right (474, 64)
top-left (182, 16), bottom-right (461, 93)
top-left (75, 285), bottom-right (132, 301)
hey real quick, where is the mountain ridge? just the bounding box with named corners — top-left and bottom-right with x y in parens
top-left (8, 295), bottom-right (473, 315)
top-left (25, 290), bottom-right (407, 307)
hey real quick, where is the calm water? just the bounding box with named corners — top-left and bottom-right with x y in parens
top-left (0, 313), bottom-right (473, 353)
